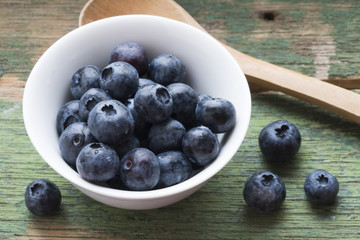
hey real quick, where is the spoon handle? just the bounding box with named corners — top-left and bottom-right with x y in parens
top-left (227, 46), bottom-right (360, 124)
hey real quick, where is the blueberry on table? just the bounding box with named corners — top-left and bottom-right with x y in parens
top-left (79, 88), bottom-right (112, 121)
top-left (243, 171), bottom-right (286, 213)
top-left (258, 120), bottom-right (301, 162)
top-left (76, 142), bottom-right (120, 182)
top-left (70, 65), bottom-right (101, 99)
top-left (182, 126), bottom-right (220, 166)
top-left (148, 118), bottom-right (186, 154)
top-left (148, 54), bottom-right (186, 86)
top-left (195, 97), bottom-right (236, 133)
top-left (109, 42), bottom-right (149, 77)
top-left (25, 179), bottom-right (61, 216)
top-left (134, 83), bottom-right (173, 124)
top-left (119, 148), bottom-right (160, 191)
top-left (87, 99), bottom-right (134, 145)
top-left (56, 100), bottom-right (82, 135)
top-left (100, 61), bottom-right (139, 101)
top-left (304, 169), bottom-right (339, 205)
top-left (59, 122), bottom-right (96, 167)
top-left (167, 83), bottom-right (199, 126)
top-left (156, 151), bottom-right (193, 188)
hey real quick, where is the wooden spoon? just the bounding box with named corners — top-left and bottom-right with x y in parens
top-left (79, 0), bottom-right (360, 124)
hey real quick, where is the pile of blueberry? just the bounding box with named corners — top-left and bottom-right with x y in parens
top-left (56, 42), bottom-right (236, 191)
top-left (243, 120), bottom-right (339, 212)
top-left (24, 43), bottom-right (339, 217)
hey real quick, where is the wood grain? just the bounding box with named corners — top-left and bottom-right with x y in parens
top-left (2, 0), bottom-right (360, 239)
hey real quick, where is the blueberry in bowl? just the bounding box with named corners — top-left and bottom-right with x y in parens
top-left (23, 15), bottom-right (251, 210)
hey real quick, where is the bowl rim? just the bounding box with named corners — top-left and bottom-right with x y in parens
top-left (23, 14), bottom-right (251, 201)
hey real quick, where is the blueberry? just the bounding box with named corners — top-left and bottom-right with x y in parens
top-left (148, 118), bottom-right (186, 154)
top-left (109, 42), bottom-right (148, 76)
top-left (198, 94), bottom-right (212, 102)
top-left (100, 61), bottom-right (139, 101)
top-left (167, 83), bottom-right (199, 126)
top-left (59, 122), bottom-right (96, 167)
top-left (76, 142), bottom-right (120, 182)
top-left (70, 65), bottom-right (101, 99)
top-left (79, 88), bottom-right (112, 121)
top-left (134, 83), bottom-right (173, 123)
top-left (25, 179), bottom-right (61, 216)
top-left (195, 97), bottom-right (236, 133)
top-left (138, 78), bottom-right (155, 89)
top-left (119, 148), bottom-right (160, 191)
top-left (258, 120), bottom-right (301, 162)
top-left (56, 100), bottom-right (82, 135)
top-left (87, 100), bottom-right (134, 145)
top-left (243, 171), bottom-right (286, 212)
top-left (148, 54), bottom-right (186, 86)
top-left (156, 151), bottom-right (192, 188)
top-left (304, 169), bottom-right (339, 205)
top-left (125, 98), bottom-right (151, 139)
top-left (112, 135), bottom-right (141, 159)
top-left (182, 126), bottom-right (220, 166)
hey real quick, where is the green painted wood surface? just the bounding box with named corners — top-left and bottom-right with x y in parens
top-left (1, 0), bottom-right (360, 239)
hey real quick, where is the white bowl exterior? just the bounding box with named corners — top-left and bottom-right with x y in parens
top-left (23, 15), bottom-right (251, 209)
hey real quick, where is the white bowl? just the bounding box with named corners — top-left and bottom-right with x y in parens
top-left (23, 15), bottom-right (251, 210)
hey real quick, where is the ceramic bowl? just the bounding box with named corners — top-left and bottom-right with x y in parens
top-left (23, 15), bottom-right (251, 210)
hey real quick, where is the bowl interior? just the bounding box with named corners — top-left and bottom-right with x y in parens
top-left (23, 15), bottom-right (251, 202)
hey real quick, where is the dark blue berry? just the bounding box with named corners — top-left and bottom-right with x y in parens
top-left (100, 61), bottom-right (139, 101)
top-left (79, 88), bottom-right (112, 121)
top-left (243, 171), bottom-right (286, 212)
top-left (156, 151), bottom-right (192, 188)
top-left (87, 99), bottom-right (134, 145)
top-left (134, 83), bottom-right (173, 123)
top-left (59, 122), bottom-right (96, 167)
top-left (25, 179), bottom-right (61, 216)
top-left (76, 142), bottom-right (120, 182)
top-left (304, 169), bottom-right (339, 205)
top-left (70, 65), bottom-right (101, 99)
top-left (119, 148), bottom-right (160, 191)
top-left (148, 118), bottom-right (186, 154)
top-left (182, 126), bottom-right (220, 166)
top-left (148, 54), bottom-right (186, 86)
top-left (195, 97), bottom-right (236, 133)
top-left (138, 78), bottom-right (155, 89)
top-left (56, 100), bottom-right (82, 135)
top-left (112, 135), bottom-right (141, 159)
top-left (109, 42), bottom-right (148, 76)
top-left (125, 98), bottom-right (151, 139)
top-left (168, 83), bottom-right (199, 126)
top-left (258, 120), bottom-right (301, 162)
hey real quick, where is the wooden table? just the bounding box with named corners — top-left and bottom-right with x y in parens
top-left (1, 0), bottom-right (360, 239)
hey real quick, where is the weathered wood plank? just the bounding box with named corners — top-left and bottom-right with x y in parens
top-left (1, 0), bottom-right (360, 239)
